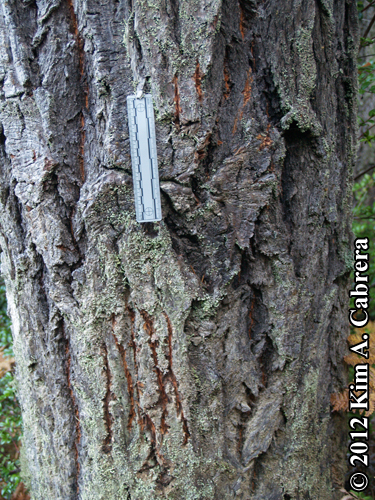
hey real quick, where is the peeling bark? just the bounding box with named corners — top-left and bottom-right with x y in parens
top-left (0, 0), bottom-right (358, 498)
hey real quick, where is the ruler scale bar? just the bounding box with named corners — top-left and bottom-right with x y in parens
top-left (127, 94), bottom-right (162, 222)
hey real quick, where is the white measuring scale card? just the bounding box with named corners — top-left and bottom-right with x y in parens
top-left (127, 94), bottom-right (162, 223)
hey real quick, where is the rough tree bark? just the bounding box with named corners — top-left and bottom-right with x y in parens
top-left (0, 0), bottom-right (358, 498)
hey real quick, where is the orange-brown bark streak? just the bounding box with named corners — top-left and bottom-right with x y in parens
top-left (163, 312), bottom-right (190, 445)
top-left (224, 64), bottom-right (231, 99)
top-left (112, 319), bottom-right (137, 430)
top-left (233, 69), bottom-right (253, 134)
top-left (144, 414), bottom-right (157, 445)
top-left (242, 69), bottom-right (253, 106)
top-left (195, 133), bottom-right (212, 163)
top-left (232, 115), bottom-right (240, 135)
top-left (127, 306), bottom-right (144, 431)
top-left (257, 123), bottom-right (272, 151)
top-left (141, 311), bottom-right (170, 437)
top-left (194, 61), bottom-right (204, 102)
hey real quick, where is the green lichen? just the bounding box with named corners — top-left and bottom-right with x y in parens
top-left (274, 17), bottom-right (323, 136)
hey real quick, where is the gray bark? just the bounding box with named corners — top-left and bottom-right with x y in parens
top-left (0, 0), bottom-right (358, 499)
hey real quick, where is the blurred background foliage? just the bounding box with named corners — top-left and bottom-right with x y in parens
top-left (0, 278), bottom-right (23, 500)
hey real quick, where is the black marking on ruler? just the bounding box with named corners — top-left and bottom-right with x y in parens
top-left (127, 94), bottom-right (162, 223)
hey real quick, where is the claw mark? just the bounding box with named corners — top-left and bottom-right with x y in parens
top-left (232, 68), bottom-right (253, 134)
top-left (193, 61), bottom-right (204, 102)
top-left (137, 414), bottom-right (161, 472)
top-left (112, 315), bottom-right (137, 430)
top-left (141, 414), bottom-right (168, 468)
top-left (257, 124), bottom-right (272, 151)
top-left (126, 306), bottom-right (145, 431)
top-left (140, 311), bottom-right (170, 437)
top-left (232, 115), bottom-right (239, 135)
top-left (144, 414), bottom-right (157, 445)
top-left (242, 68), bottom-right (253, 106)
top-left (163, 312), bottom-right (190, 445)
top-left (194, 132), bottom-right (212, 171)
top-left (224, 64), bottom-right (230, 99)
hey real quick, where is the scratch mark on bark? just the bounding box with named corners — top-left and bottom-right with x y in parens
top-left (140, 413), bottom-right (168, 468)
top-left (163, 312), bottom-right (190, 445)
top-left (63, 321), bottom-right (81, 494)
top-left (224, 61), bottom-right (231, 100)
top-left (102, 343), bottom-right (113, 453)
top-left (195, 133), bottom-right (212, 163)
top-left (140, 311), bottom-right (170, 437)
top-left (111, 315), bottom-right (137, 430)
top-left (127, 305), bottom-right (144, 431)
top-left (127, 308), bottom-right (167, 467)
top-left (144, 413), bottom-right (157, 445)
top-left (257, 124), bottom-right (272, 151)
top-left (232, 68), bottom-right (254, 134)
top-left (232, 114), bottom-right (240, 134)
top-left (242, 68), bottom-right (253, 106)
top-left (193, 61), bottom-right (204, 102)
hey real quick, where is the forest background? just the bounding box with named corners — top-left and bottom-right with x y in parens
top-left (0, 1), bottom-right (374, 499)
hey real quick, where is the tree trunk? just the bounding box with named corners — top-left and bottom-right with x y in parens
top-left (0, 0), bottom-right (358, 498)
